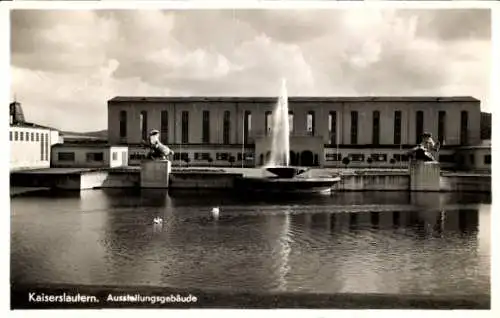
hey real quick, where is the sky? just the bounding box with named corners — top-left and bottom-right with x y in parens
top-left (11, 9), bottom-right (491, 132)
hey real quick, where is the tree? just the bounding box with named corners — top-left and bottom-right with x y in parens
top-left (184, 157), bottom-right (191, 167)
top-left (207, 157), bottom-right (213, 167)
top-left (342, 157), bottom-right (350, 169)
top-left (390, 158), bottom-right (396, 168)
top-left (367, 157), bottom-right (373, 168)
top-left (228, 156), bottom-right (235, 167)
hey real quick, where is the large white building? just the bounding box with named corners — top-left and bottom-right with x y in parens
top-left (107, 96), bottom-right (490, 171)
top-left (9, 102), bottom-right (61, 171)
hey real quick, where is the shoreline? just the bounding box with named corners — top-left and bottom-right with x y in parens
top-left (11, 283), bottom-right (490, 309)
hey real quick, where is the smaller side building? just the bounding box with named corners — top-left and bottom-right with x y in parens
top-left (9, 101), bottom-right (61, 171)
top-left (51, 142), bottom-right (129, 168)
top-left (454, 140), bottom-right (491, 172)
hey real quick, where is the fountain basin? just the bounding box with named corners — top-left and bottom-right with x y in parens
top-left (266, 166), bottom-right (309, 179)
top-left (234, 176), bottom-right (341, 195)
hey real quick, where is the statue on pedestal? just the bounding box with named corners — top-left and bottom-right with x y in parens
top-left (408, 132), bottom-right (440, 162)
top-left (147, 129), bottom-right (174, 161)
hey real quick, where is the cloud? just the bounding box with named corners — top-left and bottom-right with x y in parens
top-left (10, 9), bottom-right (491, 131)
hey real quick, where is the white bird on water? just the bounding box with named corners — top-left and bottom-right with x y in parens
top-left (211, 207), bottom-right (220, 219)
top-left (153, 217), bottom-right (163, 224)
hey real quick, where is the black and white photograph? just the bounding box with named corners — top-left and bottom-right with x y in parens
top-left (6, 1), bottom-right (494, 313)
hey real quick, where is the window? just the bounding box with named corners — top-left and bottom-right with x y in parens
top-left (393, 154), bottom-right (410, 162)
top-left (394, 111), bottom-right (402, 145)
top-left (202, 110), bottom-right (210, 143)
top-left (26, 132), bottom-right (30, 141)
top-left (460, 111), bottom-right (468, 145)
top-left (438, 111), bottom-right (446, 144)
top-left (174, 153), bottom-right (189, 161)
top-left (36, 133), bottom-right (39, 142)
top-left (350, 111), bottom-right (358, 145)
top-left (30, 132), bottom-right (34, 142)
top-left (15, 131), bottom-right (18, 141)
top-left (469, 154), bottom-right (475, 165)
top-left (140, 111), bottom-right (148, 142)
top-left (326, 153), bottom-right (342, 161)
top-left (244, 111), bottom-right (251, 144)
top-left (438, 155), bottom-right (455, 163)
top-left (9, 131), bottom-right (12, 141)
top-left (329, 111), bottom-right (337, 145)
top-left (223, 110), bottom-right (230, 144)
top-left (216, 152), bottom-right (229, 161)
top-left (181, 111), bottom-right (189, 143)
top-left (484, 154), bottom-right (491, 165)
top-left (306, 111), bottom-right (315, 136)
top-left (40, 133), bottom-right (44, 160)
top-left (372, 111), bottom-right (380, 145)
top-left (86, 152), bottom-right (104, 162)
top-left (265, 111), bottom-right (272, 135)
top-left (160, 111), bottom-right (169, 144)
top-left (416, 111), bottom-right (424, 144)
top-left (238, 152), bottom-right (253, 161)
top-left (112, 152), bottom-right (118, 161)
top-left (44, 133), bottom-right (48, 160)
top-left (119, 110), bottom-right (127, 138)
top-left (58, 152), bottom-right (75, 162)
top-left (20, 131), bottom-right (24, 141)
top-left (370, 154), bottom-right (387, 162)
top-left (194, 152), bottom-right (210, 160)
top-left (288, 111), bottom-right (294, 133)
top-left (130, 152), bottom-right (147, 161)
top-left (349, 154), bottom-right (365, 162)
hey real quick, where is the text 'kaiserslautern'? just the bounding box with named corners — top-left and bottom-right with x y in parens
top-left (28, 292), bottom-right (99, 303)
top-left (107, 293), bottom-right (198, 304)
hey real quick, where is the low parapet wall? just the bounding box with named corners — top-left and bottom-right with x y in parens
top-left (170, 171), bottom-right (243, 189)
top-left (335, 173), bottom-right (409, 191)
top-left (440, 173), bottom-right (491, 192)
top-left (10, 168), bottom-right (491, 193)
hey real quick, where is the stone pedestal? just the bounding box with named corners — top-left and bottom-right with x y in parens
top-left (140, 160), bottom-right (171, 188)
top-left (409, 161), bottom-right (441, 192)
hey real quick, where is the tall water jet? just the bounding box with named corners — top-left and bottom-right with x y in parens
top-left (267, 78), bottom-right (290, 167)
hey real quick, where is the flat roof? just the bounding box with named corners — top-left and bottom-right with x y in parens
top-left (109, 96), bottom-right (480, 104)
top-left (10, 121), bottom-right (58, 131)
top-left (52, 142), bottom-right (127, 149)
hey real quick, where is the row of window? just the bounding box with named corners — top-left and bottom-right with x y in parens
top-left (324, 153), bottom-right (491, 165)
top-left (10, 130), bottom-right (49, 161)
top-left (128, 151), bottom-right (254, 162)
top-left (127, 150), bottom-right (491, 166)
top-left (326, 153), bottom-right (409, 163)
top-left (120, 109), bottom-right (470, 145)
top-left (339, 110), bottom-right (469, 146)
top-left (121, 110), bottom-right (253, 145)
top-left (57, 152), bottom-right (104, 162)
top-left (10, 130), bottom-right (47, 143)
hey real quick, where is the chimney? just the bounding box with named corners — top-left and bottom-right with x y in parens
top-left (9, 101), bottom-right (25, 125)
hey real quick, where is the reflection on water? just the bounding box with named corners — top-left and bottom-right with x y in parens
top-left (11, 190), bottom-right (490, 296)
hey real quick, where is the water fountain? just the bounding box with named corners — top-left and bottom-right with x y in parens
top-left (235, 79), bottom-right (341, 194)
top-left (264, 79), bottom-right (308, 179)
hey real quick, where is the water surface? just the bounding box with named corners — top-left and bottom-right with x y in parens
top-left (11, 190), bottom-right (490, 296)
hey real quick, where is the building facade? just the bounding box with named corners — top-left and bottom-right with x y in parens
top-left (107, 96), bottom-right (484, 169)
top-left (9, 102), bottom-right (61, 171)
top-left (51, 143), bottom-right (129, 168)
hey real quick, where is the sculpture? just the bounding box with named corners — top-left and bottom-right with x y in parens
top-left (147, 129), bottom-right (174, 161)
top-left (408, 132), bottom-right (440, 162)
